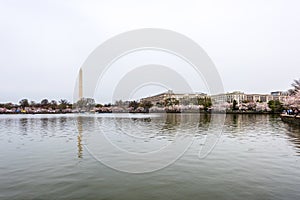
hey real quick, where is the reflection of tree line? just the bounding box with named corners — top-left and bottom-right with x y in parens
top-left (198, 114), bottom-right (211, 130)
top-left (14, 116), bottom-right (85, 159)
top-left (14, 114), bottom-right (300, 159)
top-left (285, 125), bottom-right (300, 153)
top-left (129, 114), bottom-right (207, 136)
top-left (74, 114), bottom-right (300, 158)
top-left (161, 114), bottom-right (181, 131)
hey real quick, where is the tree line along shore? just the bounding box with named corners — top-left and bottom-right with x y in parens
top-left (0, 96), bottom-right (297, 115)
top-left (1, 79), bottom-right (299, 115)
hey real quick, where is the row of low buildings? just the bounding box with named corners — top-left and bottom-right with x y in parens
top-left (140, 90), bottom-right (288, 106)
top-left (211, 91), bottom-right (288, 104)
top-left (140, 90), bottom-right (208, 106)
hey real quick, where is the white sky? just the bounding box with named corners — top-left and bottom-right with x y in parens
top-left (0, 0), bottom-right (300, 103)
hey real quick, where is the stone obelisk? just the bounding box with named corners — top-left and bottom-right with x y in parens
top-left (79, 68), bottom-right (83, 99)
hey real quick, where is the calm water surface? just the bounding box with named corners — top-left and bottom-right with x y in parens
top-left (0, 114), bottom-right (299, 200)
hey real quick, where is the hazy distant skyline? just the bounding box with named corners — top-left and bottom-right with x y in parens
top-left (1, 0), bottom-right (300, 103)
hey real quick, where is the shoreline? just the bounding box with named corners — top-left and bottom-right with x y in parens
top-left (0, 111), bottom-right (281, 115)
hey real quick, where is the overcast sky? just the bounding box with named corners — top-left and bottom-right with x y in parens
top-left (1, 0), bottom-right (300, 103)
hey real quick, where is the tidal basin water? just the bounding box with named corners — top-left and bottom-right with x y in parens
top-left (0, 114), bottom-right (300, 200)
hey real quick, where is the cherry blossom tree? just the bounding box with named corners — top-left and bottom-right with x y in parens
top-left (285, 91), bottom-right (300, 109)
top-left (256, 102), bottom-right (270, 112)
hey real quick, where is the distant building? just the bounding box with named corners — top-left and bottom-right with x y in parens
top-left (225, 91), bottom-right (245, 103)
top-left (212, 91), bottom-right (288, 105)
top-left (270, 91), bottom-right (287, 102)
top-left (271, 91), bottom-right (283, 96)
top-left (140, 90), bottom-right (173, 106)
top-left (211, 91), bottom-right (245, 104)
top-left (245, 94), bottom-right (273, 103)
top-left (140, 90), bottom-right (207, 106)
top-left (140, 90), bottom-right (288, 106)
